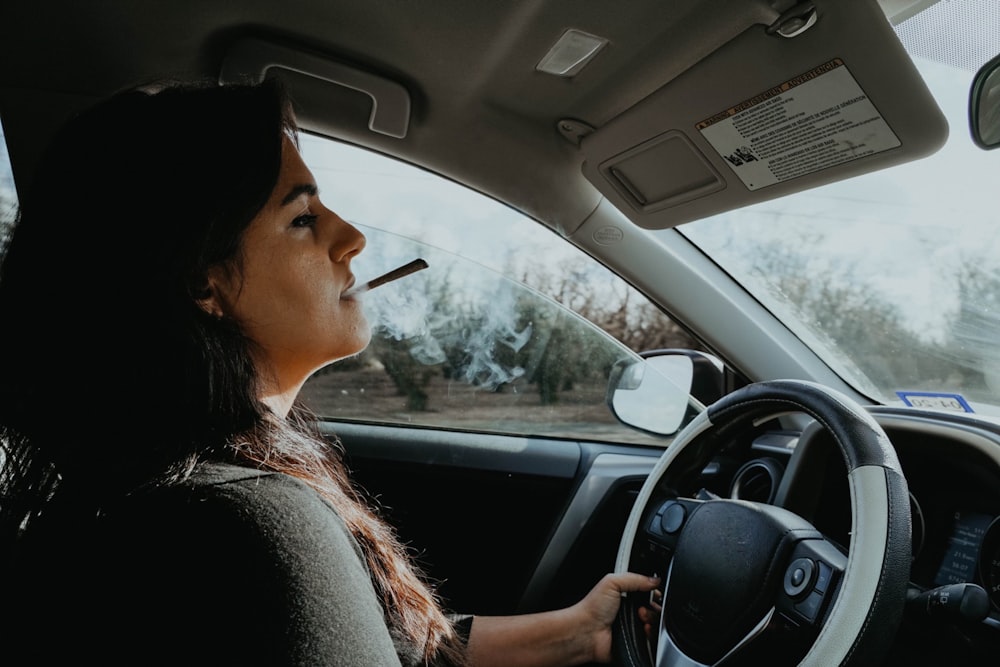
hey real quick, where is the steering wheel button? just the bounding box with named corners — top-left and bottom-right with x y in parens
top-left (814, 560), bottom-right (833, 593)
top-left (659, 502), bottom-right (686, 534)
top-left (795, 590), bottom-right (825, 622)
top-left (783, 557), bottom-right (815, 598)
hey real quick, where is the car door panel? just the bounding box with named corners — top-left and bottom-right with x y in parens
top-left (324, 421), bottom-right (659, 615)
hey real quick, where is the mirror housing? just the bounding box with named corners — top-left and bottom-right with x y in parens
top-left (606, 349), bottom-right (724, 436)
top-left (970, 53), bottom-right (1000, 150)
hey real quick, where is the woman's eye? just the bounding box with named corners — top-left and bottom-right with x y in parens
top-left (291, 213), bottom-right (319, 228)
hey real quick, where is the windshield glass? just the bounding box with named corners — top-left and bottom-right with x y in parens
top-left (672, 1), bottom-right (1000, 416)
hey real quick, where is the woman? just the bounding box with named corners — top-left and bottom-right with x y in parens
top-left (0, 79), bottom-right (659, 665)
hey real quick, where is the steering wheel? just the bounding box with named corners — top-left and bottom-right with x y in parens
top-left (613, 379), bottom-right (911, 667)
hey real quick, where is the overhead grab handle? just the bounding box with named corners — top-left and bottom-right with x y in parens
top-left (219, 37), bottom-right (411, 138)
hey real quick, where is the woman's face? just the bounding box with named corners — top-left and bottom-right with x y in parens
top-left (206, 134), bottom-right (370, 393)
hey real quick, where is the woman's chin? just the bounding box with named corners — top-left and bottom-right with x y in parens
top-left (329, 326), bottom-right (373, 363)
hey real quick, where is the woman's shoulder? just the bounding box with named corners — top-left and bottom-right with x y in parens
top-left (126, 462), bottom-right (352, 548)
top-left (100, 462), bottom-right (374, 605)
top-left (180, 459), bottom-right (306, 489)
top-left (180, 460), bottom-right (324, 505)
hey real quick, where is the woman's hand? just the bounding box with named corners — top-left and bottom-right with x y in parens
top-left (573, 572), bottom-right (661, 664)
top-left (464, 572), bottom-right (662, 667)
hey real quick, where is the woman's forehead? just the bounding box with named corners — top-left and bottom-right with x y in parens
top-left (269, 136), bottom-right (316, 204)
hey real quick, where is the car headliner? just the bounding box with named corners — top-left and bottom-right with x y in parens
top-left (0, 0), bottom-right (947, 237)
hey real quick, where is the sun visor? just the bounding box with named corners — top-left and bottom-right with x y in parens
top-left (580, 0), bottom-right (948, 229)
top-left (219, 37), bottom-right (411, 139)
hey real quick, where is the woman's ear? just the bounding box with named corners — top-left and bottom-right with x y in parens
top-left (190, 274), bottom-right (226, 318)
top-left (195, 293), bottom-right (225, 318)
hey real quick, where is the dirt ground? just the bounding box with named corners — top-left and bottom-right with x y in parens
top-left (299, 365), bottom-right (668, 446)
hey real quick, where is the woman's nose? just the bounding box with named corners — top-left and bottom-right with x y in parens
top-left (328, 212), bottom-right (366, 262)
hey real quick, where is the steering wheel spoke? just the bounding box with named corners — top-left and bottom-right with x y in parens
top-left (776, 538), bottom-right (847, 630)
top-left (655, 604), bottom-right (775, 667)
top-left (633, 498), bottom-right (699, 570)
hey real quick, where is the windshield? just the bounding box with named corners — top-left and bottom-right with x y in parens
top-left (672, 1), bottom-right (1000, 416)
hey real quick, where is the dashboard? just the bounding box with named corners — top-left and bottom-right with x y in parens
top-left (895, 427), bottom-right (1000, 603)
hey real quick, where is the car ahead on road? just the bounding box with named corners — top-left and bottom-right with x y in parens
top-left (4, 0), bottom-right (1000, 665)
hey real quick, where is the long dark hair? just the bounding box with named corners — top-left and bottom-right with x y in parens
top-left (0, 79), bottom-right (464, 664)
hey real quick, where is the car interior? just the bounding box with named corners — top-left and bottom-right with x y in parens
top-left (4, 0), bottom-right (1000, 665)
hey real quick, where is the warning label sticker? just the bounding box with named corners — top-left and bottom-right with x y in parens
top-left (697, 58), bottom-right (900, 191)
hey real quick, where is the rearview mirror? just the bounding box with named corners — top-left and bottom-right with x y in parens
top-left (970, 53), bottom-right (1000, 150)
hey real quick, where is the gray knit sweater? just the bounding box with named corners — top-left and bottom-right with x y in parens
top-left (7, 462), bottom-right (467, 666)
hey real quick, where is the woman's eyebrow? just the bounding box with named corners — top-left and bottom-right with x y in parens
top-left (280, 183), bottom-right (318, 206)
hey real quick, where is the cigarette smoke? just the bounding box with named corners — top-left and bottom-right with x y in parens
top-left (360, 252), bottom-right (532, 391)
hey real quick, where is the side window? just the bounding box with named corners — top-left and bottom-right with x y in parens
top-left (298, 134), bottom-right (700, 447)
top-left (0, 119), bottom-right (16, 248)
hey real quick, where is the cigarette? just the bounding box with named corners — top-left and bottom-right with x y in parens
top-left (346, 258), bottom-right (428, 296)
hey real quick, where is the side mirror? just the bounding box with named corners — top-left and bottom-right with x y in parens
top-left (606, 349), bottom-right (724, 436)
top-left (970, 53), bottom-right (1000, 150)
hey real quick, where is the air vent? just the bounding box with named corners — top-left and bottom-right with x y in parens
top-left (729, 457), bottom-right (784, 504)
